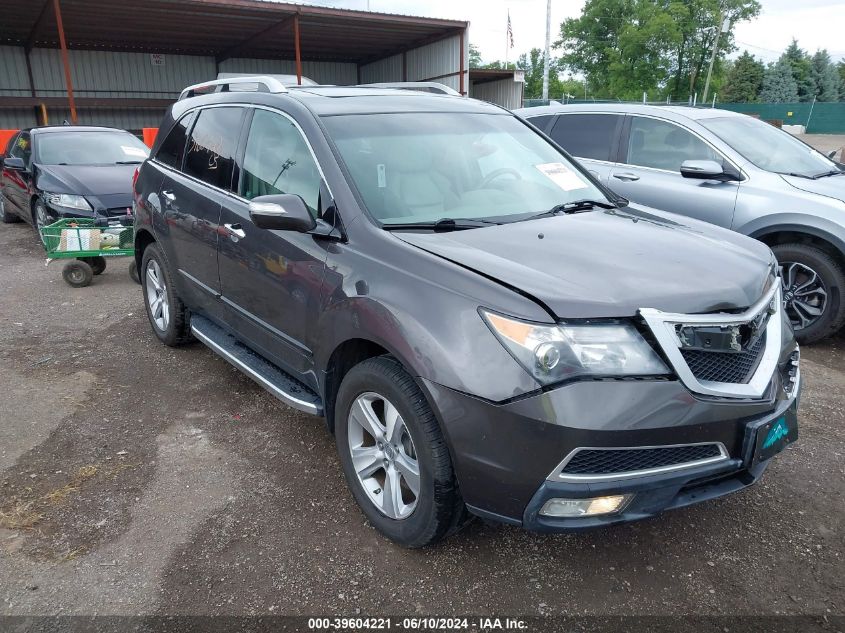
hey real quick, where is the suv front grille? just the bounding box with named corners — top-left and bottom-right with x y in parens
top-left (680, 333), bottom-right (766, 384)
top-left (559, 443), bottom-right (726, 478)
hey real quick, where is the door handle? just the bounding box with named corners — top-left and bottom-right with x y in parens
top-left (224, 223), bottom-right (246, 240)
top-left (161, 190), bottom-right (176, 202)
top-left (612, 173), bottom-right (640, 182)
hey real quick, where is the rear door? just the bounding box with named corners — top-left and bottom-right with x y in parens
top-left (546, 113), bottom-right (623, 185)
top-left (217, 106), bottom-right (330, 379)
top-left (610, 115), bottom-right (740, 227)
top-left (156, 106), bottom-right (246, 313)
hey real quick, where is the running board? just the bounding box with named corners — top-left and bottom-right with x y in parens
top-left (190, 315), bottom-right (323, 416)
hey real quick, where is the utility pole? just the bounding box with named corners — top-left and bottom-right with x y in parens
top-left (702, 12), bottom-right (729, 104)
top-left (542, 0), bottom-right (551, 100)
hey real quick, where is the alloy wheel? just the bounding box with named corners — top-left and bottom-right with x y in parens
top-left (145, 259), bottom-right (170, 331)
top-left (0, 193), bottom-right (6, 220)
top-left (35, 204), bottom-right (51, 244)
top-left (780, 261), bottom-right (828, 331)
top-left (347, 391), bottom-right (420, 519)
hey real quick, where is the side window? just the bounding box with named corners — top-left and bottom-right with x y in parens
top-left (155, 113), bottom-right (193, 170)
top-left (549, 114), bottom-right (620, 161)
top-left (184, 107), bottom-right (244, 191)
top-left (527, 114), bottom-right (553, 132)
top-left (626, 117), bottom-right (721, 172)
top-left (11, 132), bottom-right (32, 168)
top-left (239, 109), bottom-right (321, 216)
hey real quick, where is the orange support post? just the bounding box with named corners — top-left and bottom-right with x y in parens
top-left (294, 13), bottom-right (302, 86)
top-left (53, 0), bottom-right (77, 124)
top-left (142, 128), bottom-right (158, 148)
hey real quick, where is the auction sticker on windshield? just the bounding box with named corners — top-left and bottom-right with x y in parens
top-left (535, 162), bottom-right (589, 191)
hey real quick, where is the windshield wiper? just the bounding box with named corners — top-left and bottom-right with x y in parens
top-left (517, 198), bottom-right (618, 223)
top-left (383, 217), bottom-right (501, 232)
top-left (810, 169), bottom-right (844, 179)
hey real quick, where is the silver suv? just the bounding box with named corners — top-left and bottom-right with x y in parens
top-left (517, 104), bottom-right (845, 343)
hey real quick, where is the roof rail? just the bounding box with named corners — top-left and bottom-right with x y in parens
top-left (178, 76), bottom-right (289, 101)
top-left (359, 82), bottom-right (460, 96)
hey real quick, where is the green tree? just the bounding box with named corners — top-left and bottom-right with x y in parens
top-left (721, 50), bottom-right (764, 102)
top-left (516, 48), bottom-right (566, 99)
top-left (810, 49), bottom-right (842, 102)
top-left (760, 58), bottom-right (799, 103)
top-left (469, 43), bottom-right (483, 69)
top-left (556, 0), bottom-right (760, 101)
top-left (782, 39), bottom-right (815, 101)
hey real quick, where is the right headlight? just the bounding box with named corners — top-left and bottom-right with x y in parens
top-left (46, 193), bottom-right (92, 211)
top-left (481, 310), bottom-right (669, 385)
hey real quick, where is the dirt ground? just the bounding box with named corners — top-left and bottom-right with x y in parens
top-left (0, 209), bottom-right (843, 623)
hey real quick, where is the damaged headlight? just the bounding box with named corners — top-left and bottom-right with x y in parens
top-left (481, 310), bottom-right (669, 385)
top-left (46, 193), bottom-right (92, 211)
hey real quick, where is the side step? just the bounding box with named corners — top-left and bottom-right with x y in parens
top-left (190, 315), bottom-right (323, 416)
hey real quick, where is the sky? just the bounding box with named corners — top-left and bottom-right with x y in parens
top-left (303, 0), bottom-right (845, 65)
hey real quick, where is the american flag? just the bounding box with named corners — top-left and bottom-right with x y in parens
top-left (507, 11), bottom-right (514, 48)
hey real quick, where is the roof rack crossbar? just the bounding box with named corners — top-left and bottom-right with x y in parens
top-left (178, 76), bottom-right (289, 101)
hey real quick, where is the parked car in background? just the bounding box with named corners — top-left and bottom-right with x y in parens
top-left (517, 104), bottom-right (845, 344)
top-left (0, 126), bottom-right (149, 242)
top-left (133, 77), bottom-right (800, 547)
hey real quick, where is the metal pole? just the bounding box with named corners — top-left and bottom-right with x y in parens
top-left (459, 29), bottom-right (466, 96)
top-left (806, 95), bottom-right (817, 131)
top-left (542, 0), bottom-right (551, 100)
top-left (712, 93), bottom-right (716, 108)
top-left (702, 12), bottom-right (725, 104)
top-left (53, 0), bottom-right (77, 124)
top-left (293, 13), bottom-right (302, 85)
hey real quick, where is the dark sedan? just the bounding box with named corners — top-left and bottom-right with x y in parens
top-left (0, 126), bottom-right (149, 243)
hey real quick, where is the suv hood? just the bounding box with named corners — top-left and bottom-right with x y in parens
top-left (396, 207), bottom-right (775, 319)
top-left (780, 173), bottom-right (845, 203)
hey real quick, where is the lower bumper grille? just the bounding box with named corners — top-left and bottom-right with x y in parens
top-left (680, 334), bottom-right (766, 384)
top-left (552, 443), bottom-right (728, 481)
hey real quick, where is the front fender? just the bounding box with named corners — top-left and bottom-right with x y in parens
top-left (737, 213), bottom-right (845, 256)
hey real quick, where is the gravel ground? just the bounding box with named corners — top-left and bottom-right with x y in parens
top-left (0, 211), bottom-right (843, 623)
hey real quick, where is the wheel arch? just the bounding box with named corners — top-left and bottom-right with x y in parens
top-left (134, 227), bottom-right (156, 272)
top-left (749, 224), bottom-right (845, 268)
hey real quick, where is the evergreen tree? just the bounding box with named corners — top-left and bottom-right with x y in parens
top-left (760, 58), bottom-right (799, 103)
top-left (810, 50), bottom-right (842, 101)
top-left (722, 50), bottom-right (764, 102)
top-left (782, 39), bottom-right (815, 101)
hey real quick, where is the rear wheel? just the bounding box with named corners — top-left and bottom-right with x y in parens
top-left (62, 260), bottom-right (93, 288)
top-left (0, 192), bottom-right (20, 223)
top-left (335, 356), bottom-right (466, 548)
top-left (141, 243), bottom-right (192, 346)
top-left (772, 242), bottom-right (845, 344)
top-left (83, 256), bottom-right (107, 275)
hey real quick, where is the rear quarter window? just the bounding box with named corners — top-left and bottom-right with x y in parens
top-left (155, 113), bottom-right (193, 170)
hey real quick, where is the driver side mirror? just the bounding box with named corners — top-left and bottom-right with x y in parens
top-left (3, 156), bottom-right (26, 171)
top-left (248, 194), bottom-right (317, 233)
top-left (680, 159), bottom-right (738, 182)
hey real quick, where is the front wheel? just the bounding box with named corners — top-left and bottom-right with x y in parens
top-left (62, 260), bottom-right (93, 288)
top-left (335, 356), bottom-right (466, 548)
top-left (772, 242), bottom-right (845, 344)
top-left (33, 200), bottom-right (52, 245)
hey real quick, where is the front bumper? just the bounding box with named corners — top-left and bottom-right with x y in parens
top-left (421, 368), bottom-right (800, 531)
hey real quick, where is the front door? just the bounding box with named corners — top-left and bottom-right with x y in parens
top-left (609, 116), bottom-right (740, 227)
top-left (3, 132), bottom-right (33, 218)
top-left (217, 107), bottom-right (329, 380)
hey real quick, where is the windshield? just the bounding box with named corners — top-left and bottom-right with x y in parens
top-left (37, 131), bottom-right (150, 166)
top-left (700, 116), bottom-right (836, 178)
top-left (321, 113), bottom-right (609, 225)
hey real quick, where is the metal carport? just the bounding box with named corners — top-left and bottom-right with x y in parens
top-left (0, 0), bottom-right (469, 130)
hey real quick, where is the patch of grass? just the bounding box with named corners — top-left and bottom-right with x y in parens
top-left (0, 501), bottom-right (43, 529)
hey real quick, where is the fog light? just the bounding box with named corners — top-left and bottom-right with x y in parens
top-left (539, 494), bottom-right (631, 517)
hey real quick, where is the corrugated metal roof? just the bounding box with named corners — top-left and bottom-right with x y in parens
top-left (0, 0), bottom-right (468, 64)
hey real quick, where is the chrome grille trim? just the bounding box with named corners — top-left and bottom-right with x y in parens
top-left (548, 442), bottom-right (730, 482)
top-left (640, 282), bottom-right (782, 399)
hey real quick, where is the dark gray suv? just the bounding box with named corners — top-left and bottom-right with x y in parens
top-left (133, 77), bottom-right (800, 547)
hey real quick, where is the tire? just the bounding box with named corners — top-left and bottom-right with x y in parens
top-left (140, 242), bottom-right (192, 346)
top-left (62, 260), bottom-right (93, 288)
top-left (84, 256), bottom-right (106, 275)
top-left (335, 356), bottom-right (466, 548)
top-left (0, 192), bottom-right (20, 223)
top-left (772, 242), bottom-right (845, 344)
top-left (129, 260), bottom-right (140, 284)
top-left (33, 200), bottom-right (52, 245)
